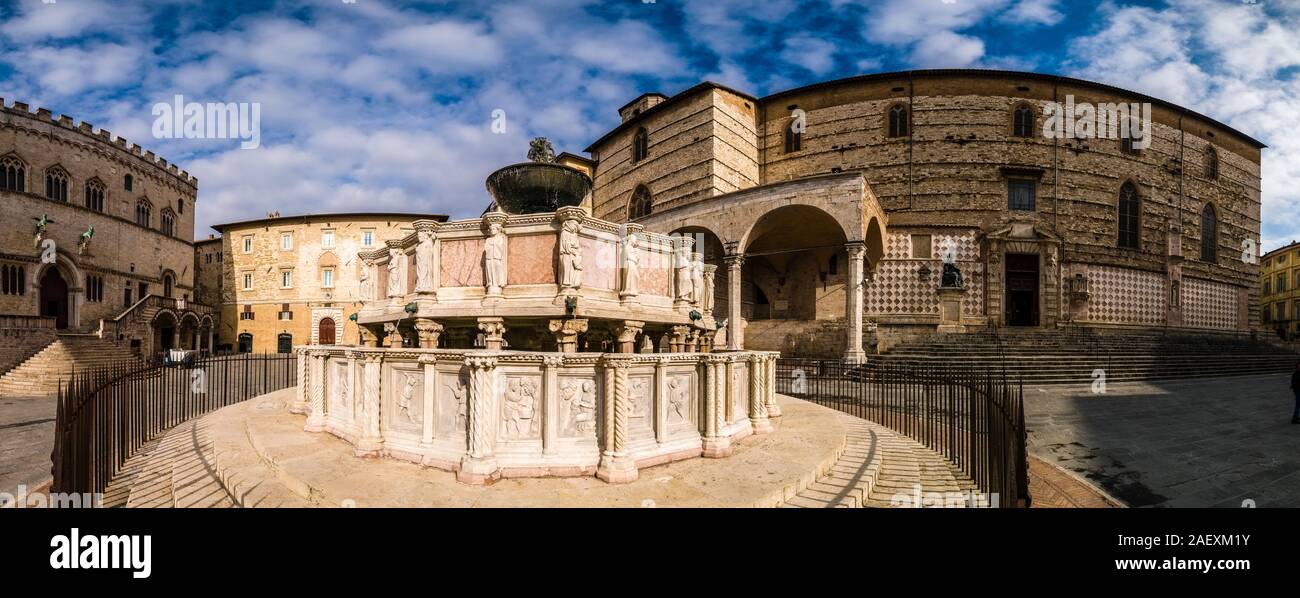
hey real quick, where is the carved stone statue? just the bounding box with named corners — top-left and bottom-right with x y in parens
top-left (559, 219), bottom-right (583, 289)
top-left (359, 263), bottom-right (373, 302)
top-left (940, 247), bottom-right (964, 288)
top-left (620, 232), bottom-right (639, 297)
top-left (527, 137), bottom-right (556, 163)
top-left (484, 222), bottom-right (507, 294)
top-left (673, 241), bottom-right (692, 301)
top-left (690, 252), bottom-right (704, 304)
top-left (701, 266), bottom-right (716, 313)
top-left (416, 230), bottom-right (435, 292)
top-left (386, 248), bottom-right (403, 298)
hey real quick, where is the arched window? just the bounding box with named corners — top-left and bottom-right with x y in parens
top-left (1117, 182), bottom-right (1141, 249)
top-left (237, 332), bottom-right (253, 353)
top-left (784, 118), bottom-right (802, 153)
top-left (135, 199), bottom-right (152, 228)
top-left (1200, 203), bottom-right (1218, 263)
top-left (1012, 104), bottom-right (1035, 138)
top-left (44, 166), bottom-right (69, 202)
top-left (123, 174), bottom-right (133, 191)
top-left (84, 178), bottom-right (105, 211)
top-left (628, 185), bottom-right (652, 220)
top-left (1, 156), bottom-right (26, 192)
top-left (887, 104), bottom-right (909, 138)
top-left (1205, 146), bottom-right (1219, 180)
top-left (177, 197), bottom-right (184, 214)
top-left (631, 127), bottom-right (649, 163)
top-left (163, 273), bottom-right (174, 298)
top-left (160, 208), bottom-right (176, 237)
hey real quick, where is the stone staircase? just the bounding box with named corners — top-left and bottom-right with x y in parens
top-left (0, 334), bottom-right (143, 396)
top-left (874, 328), bottom-right (1300, 385)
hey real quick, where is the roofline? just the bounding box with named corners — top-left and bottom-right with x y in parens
top-left (210, 212), bottom-right (449, 233)
top-left (556, 152), bottom-right (594, 166)
top-left (1262, 240), bottom-right (1300, 260)
top-left (585, 69), bottom-right (1267, 154)
top-left (584, 81), bottom-right (759, 152)
top-left (617, 92), bottom-right (669, 114)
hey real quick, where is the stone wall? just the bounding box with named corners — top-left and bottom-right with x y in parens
top-left (0, 316), bottom-right (56, 375)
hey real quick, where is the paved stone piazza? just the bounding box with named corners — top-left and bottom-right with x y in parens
top-left (1025, 373), bottom-right (1300, 508)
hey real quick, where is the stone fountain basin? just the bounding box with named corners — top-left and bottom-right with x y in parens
top-left (486, 162), bottom-right (591, 214)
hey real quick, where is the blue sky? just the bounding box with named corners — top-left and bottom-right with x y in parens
top-left (1, 0), bottom-right (1298, 250)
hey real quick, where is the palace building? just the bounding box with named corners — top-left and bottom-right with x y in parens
top-left (0, 98), bottom-right (212, 369)
top-left (582, 69), bottom-right (1266, 360)
top-left (1261, 241), bottom-right (1300, 340)
top-left (210, 212), bottom-right (447, 353)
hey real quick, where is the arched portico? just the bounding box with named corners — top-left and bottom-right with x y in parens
top-left (152, 309), bottom-right (179, 353)
top-left (634, 172), bottom-right (887, 362)
top-left (31, 252), bottom-right (84, 330)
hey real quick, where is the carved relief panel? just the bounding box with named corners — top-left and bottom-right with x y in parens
top-left (500, 375), bottom-right (542, 440)
top-left (387, 367), bottom-right (424, 434)
top-left (436, 367), bottom-right (469, 438)
top-left (558, 376), bottom-right (599, 440)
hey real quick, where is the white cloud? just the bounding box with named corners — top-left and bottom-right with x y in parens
top-left (781, 37), bottom-right (838, 75)
top-left (375, 21), bottom-right (504, 73)
top-left (911, 31), bottom-right (986, 68)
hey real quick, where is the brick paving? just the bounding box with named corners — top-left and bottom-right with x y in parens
top-left (0, 393), bottom-right (55, 504)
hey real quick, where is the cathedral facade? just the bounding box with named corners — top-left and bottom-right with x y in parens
top-left (582, 70), bottom-right (1264, 360)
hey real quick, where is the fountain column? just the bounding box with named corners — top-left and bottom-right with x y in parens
top-left (458, 354), bottom-right (501, 484)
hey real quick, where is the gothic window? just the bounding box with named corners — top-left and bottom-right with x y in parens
top-left (784, 118), bottom-right (802, 153)
top-left (45, 166), bottom-right (69, 202)
top-left (1118, 182), bottom-right (1141, 249)
top-left (1, 156), bottom-right (25, 192)
top-left (887, 104), bottom-right (910, 138)
top-left (160, 209), bottom-right (176, 237)
top-left (1205, 146), bottom-right (1219, 180)
top-left (1, 263), bottom-right (25, 296)
top-left (628, 185), bottom-right (652, 220)
top-left (632, 127), bottom-right (649, 162)
top-left (1012, 104), bottom-right (1035, 138)
top-left (136, 199), bottom-right (152, 228)
top-left (1200, 203), bottom-right (1218, 263)
top-left (84, 178), bottom-right (105, 211)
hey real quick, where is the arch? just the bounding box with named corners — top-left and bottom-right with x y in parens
top-left (886, 103), bottom-right (909, 138)
top-left (237, 332), bottom-right (253, 353)
top-left (44, 165), bottom-right (69, 202)
top-left (1011, 102), bottom-right (1036, 138)
top-left (628, 185), bottom-right (653, 220)
top-left (31, 250), bottom-right (83, 329)
top-left (151, 308), bottom-right (179, 353)
top-left (160, 208), bottom-right (176, 237)
top-left (38, 267), bottom-right (70, 329)
top-left (864, 215), bottom-right (886, 272)
top-left (84, 177), bottom-right (106, 211)
top-left (162, 271), bottom-right (175, 298)
top-left (631, 127), bottom-right (648, 162)
top-left (1117, 181), bottom-right (1141, 249)
top-left (1200, 202), bottom-right (1218, 263)
top-left (740, 204), bottom-right (850, 255)
top-left (1, 153), bottom-right (26, 192)
top-left (277, 333), bottom-right (294, 354)
top-left (135, 198), bottom-right (152, 228)
top-left (319, 317), bottom-right (337, 345)
top-left (1205, 146), bottom-right (1219, 180)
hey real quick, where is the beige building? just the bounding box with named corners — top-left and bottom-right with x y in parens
top-left (0, 98), bottom-right (212, 357)
top-left (582, 70), bottom-right (1266, 358)
top-left (1260, 241), bottom-right (1300, 339)
top-left (210, 213), bottom-right (447, 353)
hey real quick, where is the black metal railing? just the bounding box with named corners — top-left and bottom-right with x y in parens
top-left (51, 353), bottom-right (297, 498)
top-left (775, 358), bottom-right (1029, 508)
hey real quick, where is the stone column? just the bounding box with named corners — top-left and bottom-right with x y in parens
top-left (542, 355), bottom-right (563, 455)
top-left (355, 352), bottom-right (384, 456)
top-left (596, 355), bottom-right (638, 483)
top-left (699, 330), bottom-right (716, 353)
top-left (653, 358), bottom-right (667, 444)
top-left (359, 325), bottom-right (380, 348)
top-left (477, 317), bottom-right (506, 350)
top-left (724, 254), bottom-right (745, 350)
top-left (844, 241), bottom-right (867, 363)
top-left (548, 318), bottom-right (588, 353)
top-left (345, 350), bottom-right (359, 426)
top-left (701, 355), bottom-right (732, 457)
top-left (613, 320), bottom-right (643, 353)
top-left (414, 318), bottom-right (443, 349)
top-left (765, 353), bottom-right (781, 418)
top-left (724, 355), bottom-right (737, 423)
top-left (458, 354), bottom-right (500, 484)
top-left (748, 354), bottom-right (772, 433)
top-left (420, 355), bottom-right (436, 445)
top-left (670, 325), bottom-right (690, 353)
top-left (291, 348), bottom-right (309, 414)
top-left (304, 350), bottom-right (328, 432)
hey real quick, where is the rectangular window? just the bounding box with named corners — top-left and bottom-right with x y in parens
top-left (1008, 179), bottom-right (1036, 211)
top-left (362, 230), bottom-right (374, 247)
top-left (123, 286), bottom-right (132, 308)
top-left (322, 230), bottom-right (335, 249)
top-left (243, 273), bottom-right (253, 290)
top-left (1278, 273), bottom-right (1288, 293)
top-left (240, 304), bottom-right (255, 321)
top-left (85, 275), bottom-right (104, 302)
top-left (322, 268), bottom-right (334, 289)
top-left (911, 235), bottom-right (932, 259)
top-left (1265, 280), bottom-right (1272, 296)
top-left (281, 270), bottom-right (293, 288)
top-left (1264, 304), bottom-right (1272, 322)
top-left (281, 233), bottom-right (293, 251)
top-left (217, 252), bottom-right (223, 263)
top-left (279, 303), bottom-right (293, 321)
top-left (243, 236), bottom-right (253, 254)
top-left (205, 253), bottom-right (212, 264)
